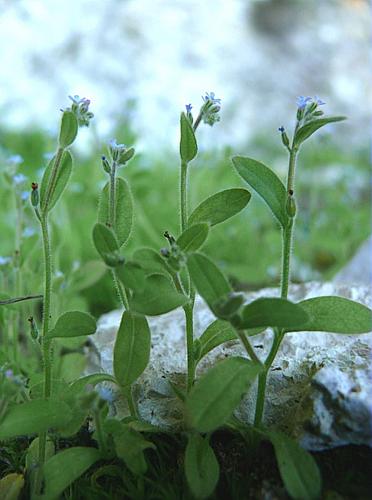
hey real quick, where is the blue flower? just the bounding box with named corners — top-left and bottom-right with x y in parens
top-left (185, 103), bottom-right (193, 113)
top-left (5, 369), bottom-right (13, 379)
top-left (13, 173), bottom-right (27, 185)
top-left (296, 96), bottom-right (312, 110)
top-left (314, 96), bottom-right (325, 106)
top-left (97, 386), bottom-right (115, 403)
top-left (23, 227), bottom-right (35, 238)
top-left (21, 191), bottom-right (29, 201)
top-left (202, 92), bottom-right (221, 105)
top-left (7, 154), bottom-right (23, 165)
top-left (0, 256), bottom-right (11, 266)
top-left (278, 126), bottom-right (285, 133)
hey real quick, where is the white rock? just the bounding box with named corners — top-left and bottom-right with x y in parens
top-left (88, 282), bottom-right (372, 450)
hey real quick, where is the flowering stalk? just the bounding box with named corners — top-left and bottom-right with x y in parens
top-left (253, 96), bottom-right (325, 428)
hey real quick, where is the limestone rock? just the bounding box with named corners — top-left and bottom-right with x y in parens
top-left (87, 282), bottom-right (372, 450)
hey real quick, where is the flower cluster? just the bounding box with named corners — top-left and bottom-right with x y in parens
top-left (184, 91), bottom-right (222, 129)
top-left (296, 95), bottom-right (325, 123)
top-left (106, 139), bottom-right (135, 168)
top-left (66, 95), bottom-right (94, 127)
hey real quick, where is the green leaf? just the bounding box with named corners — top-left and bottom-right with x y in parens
top-left (177, 223), bottom-right (209, 252)
top-left (186, 357), bottom-right (262, 432)
top-left (40, 150), bottom-right (73, 211)
top-left (56, 353), bottom-right (86, 383)
top-left (114, 311), bottom-right (151, 386)
top-left (133, 247), bottom-right (173, 277)
top-left (58, 110), bottom-right (78, 148)
top-left (180, 112), bottom-right (197, 162)
top-left (240, 298), bottom-right (309, 329)
top-left (104, 420), bottom-right (155, 475)
top-left (188, 188), bottom-right (251, 228)
top-left (92, 222), bottom-right (122, 266)
top-left (286, 296), bottom-right (372, 334)
top-left (0, 400), bottom-right (72, 440)
top-left (69, 260), bottom-right (106, 292)
top-left (38, 447), bottom-right (100, 500)
top-left (98, 177), bottom-right (133, 247)
top-left (187, 253), bottom-right (232, 314)
top-left (232, 156), bottom-right (287, 227)
top-left (294, 116), bottom-right (346, 146)
top-left (0, 473), bottom-right (24, 500)
top-left (116, 261), bottom-right (146, 291)
top-left (46, 311), bottom-right (96, 339)
top-left (269, 431), bottom-right (322, 500)
top-left (130, 274), bottom-right (188, 316)
top-left (69, 373), bottom-right (117, 396)
top-left (185, 434), bottom-right (220, 499)
top-left (196, 320), bottom-right (237, 362)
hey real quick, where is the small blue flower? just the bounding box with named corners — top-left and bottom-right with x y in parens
top-left (109, 138), bottom-right (126, 151)
top-left (13, 173), bottom-right (27, 185)
top-left (23, 227), bottom-right (35, 238)
top-left (278, 126), bottom-right (285, 133)
top-left (7, 154), bottom-right (23, 165)
top-left (202, 92), bottom-right (221, 105)
top-left (21, 191), bottom-right (29, 201)
top-left (296, 96), bottom-right (312, 110)
top-left (5, 369), bottom-right (13, 379)
top-left (314, 96), bottom-right (325, 106)
top-left (185, 103), bottom-right (193, 113)
top-left (0, 256), bottom-right (11, 266)
top-left (97, 386), bottom-right (115, 403)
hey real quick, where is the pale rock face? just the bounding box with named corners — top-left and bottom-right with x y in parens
top-left (88, 282), bottom-right (372, 450)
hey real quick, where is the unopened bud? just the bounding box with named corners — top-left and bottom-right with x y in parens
top-left (28, 316), bottom-right (39, 340)
top-left (118, 147), bottom-right (135, 165)
top-left (278, 126), bottom-right (290, 148)
top-left (101, 155), bottom-right (111, 174)
top-left (31, 183), bottom-right (39, 207)
top-left (286, 192), bottom-right (296, 218)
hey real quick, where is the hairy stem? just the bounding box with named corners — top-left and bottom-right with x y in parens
top-left (180, 160), bottom-right (188, 232)
top-left (253, 148), bottom-right (298, 428)
top-left (234, 329), bottom-right (261, 364)
top-left (35, 214), bottom-right (53, 493)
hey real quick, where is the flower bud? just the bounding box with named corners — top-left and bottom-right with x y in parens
top-left (31, 182), bottom-right (39, 207)
top-left (118, 147), bottom-right (135, 165)
top-left (101, 156), bottom-right (111, 174)
top-left (28, 316), bottom-right (39, 340)
top-left (286, 191), bottom-right (296, 218)
top-left (278, 126), bottom-right (290, 148)
top-left (213, 292), bottom-right (244, 319)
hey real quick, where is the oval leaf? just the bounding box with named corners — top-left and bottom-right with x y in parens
top-left (133, 247), bottom-right (173, 277)
top-left (0, 400), bottom-right (72, 440)
top-left (180, 112), bottom-right (197, 163)
top-left (187, 253), bottom-right (232, 314)
top-left (185, 434), bottom-right (220, 499)
top-left (39, 447), bottom-right (100, 500)
top-left (196, 319), bottom-right (237, 362)
top-left (232, 156), bottom-right (287, 227)
top-left (98, 177), bottom-right (133, 247)
top-left (286, 296), bottom-right (372, 334)
top-left (0, 473), bottom-right (24, 500)
top-left (92, 222), bottom-right (121, 266)
top-left (69, 260), bottom-right (106, 292)
top-left (240, 298), bottom-right (309, 329)
top-left (47, 311), bottom-right (96, 339)
top-left (269, 431), bottom-right (322, 500)
top-left (114, 311), bottom-right (151, 386)
top-left (294, 116), bottom-right (346, 146)
top-left (40, 150), bottom-right (73, 211)
top-left (69, 373), bottom-right (117, 396)
top-left (188, 188), bottom-right (251, 228)
top-left (116, 261), bottom-right (146, 291)
top-left (130, 274), bottom-right (188, 316)
top-left (58, 110), bottom-right (78, 148)
top-left (177, 223), bottom-right (209, 252)
top-left (186, 357), bottom-right (262, 432)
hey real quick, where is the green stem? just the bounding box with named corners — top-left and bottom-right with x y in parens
top-left (234, 328), bottom-right (261, 364)
top-left (253, 147), bottom-right (298, 428)
top-left (35, 214), bottom-right (53, 493)
top-left (184, 304), bottom-right (195, 391)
